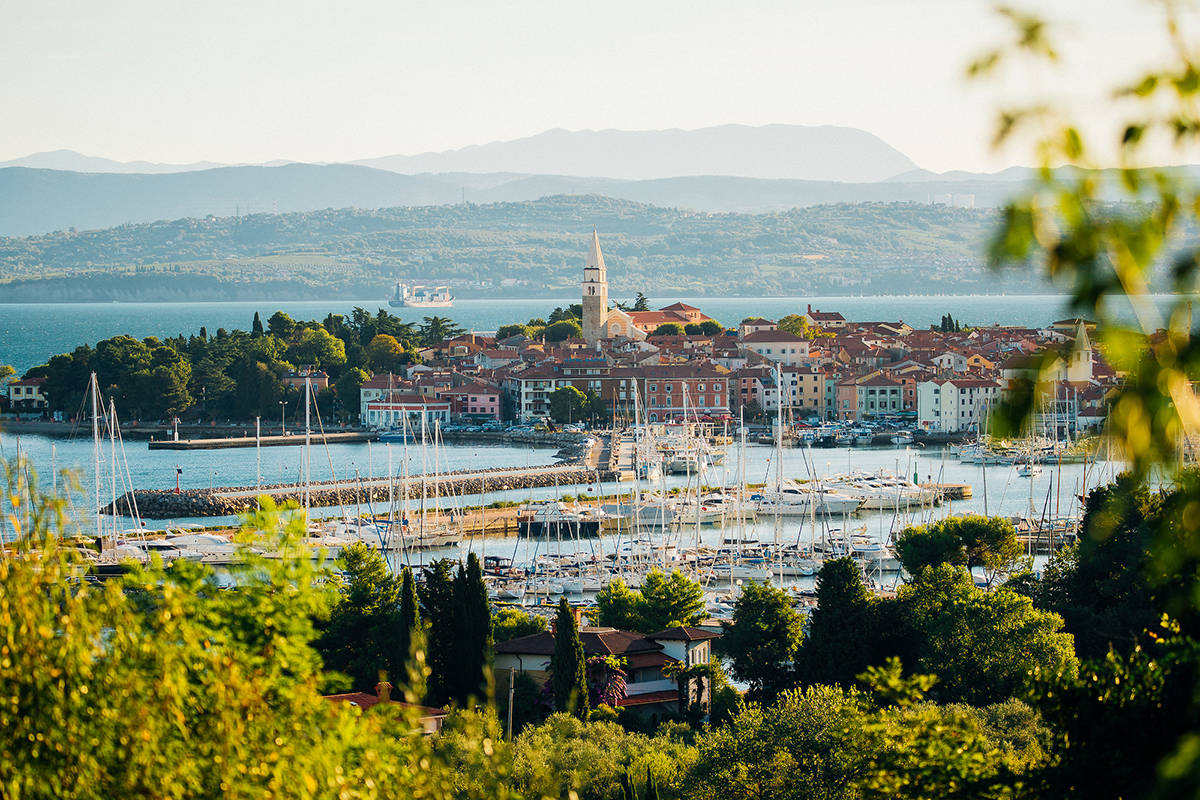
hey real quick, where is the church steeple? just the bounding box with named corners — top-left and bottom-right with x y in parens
top-left (582, 227), bottom-right (609, 343)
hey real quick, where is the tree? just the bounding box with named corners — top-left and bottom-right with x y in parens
top-left (398, 566), bottom-right (421, 682)
top-left (287, 327), bottom-right (347, 369)
top-left (366, 334), bottom-right (408, 373)
top-left (684, 685), bottom-right (870, 800)
top-left (267, 310), bottom-right (296, 339)
top-left (800, 557), bottom-right (878, 688)
top-left (637, 570), bottom-right (705, 631)
top-left (777, 314), bottom-right (806, 336)
top-left (550, 599), bottom-right (588, 719)
top-left (542, 320), bottom-right (583, 342)
top-left (451, 553), bottom-right (491, 705)
top-left (418, 316), bottom-right (465, 347)
top-left (495, 323), bottom-right (531, 341)
top-left (900, 564), bottom-right (1078, 705)
top-left (595, 578), bottom-right (642, 630)
top-left (547, 304), bottom-right (583, 323)
top-left (594, 570), bottom-right (704, 633)
top-left (492, 607), bottom-right (548, 643)
top-left (420, 559), bottom-right (457, 706)
top-left (316, 543), bottom-right (406, 692)
top-left (548, 386), bottom-right (587, 423)
top-left (333, 368), bottom-right (369, 423)
top-left (631, 292), bottom-right (650, 311)
top-left (895, 514), bottom-right (1023, 583)
top-left (722, 581), bottom-right (803, 700)
top-left (1, 478), bottom-right (515, 799)
top-left (251, 311), bottom-right (264, 337)
top-left (0, 364), bottom-right (15, 390)
top-left (649, 323), bottom-right (684, 337)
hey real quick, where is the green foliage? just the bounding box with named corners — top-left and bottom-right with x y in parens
top-left (551, 599), bottom-right (589, 719)
top-left (684, 684), bottom-right (870, 800)
top-left (800, 557), bottom-right (883, 688)
top-left (451, 552), bottom-right (492, 705)
top-left (721, 581), bottom-right (804, 700)
top-left (595, 570), bottom-right (705, 633)
top-left (547, 304), bottom-right (583, 323)
top-left (418, 315), bottom-right (466, 347)
top-left (316, 542), bottom-right (409, 693)
top-left (543, 319), bottom-right (583, 342)
top-left (1031, 633), bottom-right (1199, 798)
top-left (650, 323), bottom-right (685, 337)
top-left (0, 476), bottom-right (514, 799)
top-left (507, 714), bottom-right (696, 800)
top-left (495, 323), bottom-right (531, 341)
top-left (900, 565), bottom-right (1079, 705)
top-left (548, 385), bottom-right (588, 423)
top-left (492, 607), bottom-right (549, 643)
top-left (420, 558), bottom-right (457, 706)
top-left (895, 514), bottom-right (1023, 583)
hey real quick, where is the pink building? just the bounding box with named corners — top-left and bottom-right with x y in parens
top-left (441, 383), bottom-right (501, 420)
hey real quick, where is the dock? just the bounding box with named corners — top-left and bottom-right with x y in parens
top-left (149, 431), bottom-right (378, 450)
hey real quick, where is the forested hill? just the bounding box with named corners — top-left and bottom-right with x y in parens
top-left (0, 195), bottom-right (1040, 301)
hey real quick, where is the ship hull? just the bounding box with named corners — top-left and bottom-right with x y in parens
top-left (389, 299), bottom-right (454, 308)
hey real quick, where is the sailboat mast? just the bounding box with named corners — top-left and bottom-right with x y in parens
top-left (109, 397), bottom-right (117, 537)
top-left (304, 376), bottom-right (312, 521)
top-left (91, 373), bottom-right (102, 541)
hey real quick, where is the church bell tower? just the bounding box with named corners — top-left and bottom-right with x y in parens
top-left (582, 228), bottom-right (609, 343)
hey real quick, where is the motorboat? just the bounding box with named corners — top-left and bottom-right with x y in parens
top-left (752, 482), bottom-right (864, 516)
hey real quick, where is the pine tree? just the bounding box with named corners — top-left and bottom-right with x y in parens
top-left (551, 598), bottom-right (589, 719)
top-left (251, 311), bottom-right (264, 337)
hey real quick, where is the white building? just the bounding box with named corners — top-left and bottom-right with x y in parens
top-left (740, 330), bottom-right (811, 366)
top-left (917, 378), bottom-right (1002, 433)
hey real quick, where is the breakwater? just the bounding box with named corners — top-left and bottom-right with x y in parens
top-left (107, 434), bottom-right (605, 518)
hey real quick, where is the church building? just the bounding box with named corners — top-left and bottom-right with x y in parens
top-left (580, 230), bottom-right (717, 343)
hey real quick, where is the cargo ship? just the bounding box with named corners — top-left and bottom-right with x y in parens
top-left (389, 282), bottom-right (454, 308)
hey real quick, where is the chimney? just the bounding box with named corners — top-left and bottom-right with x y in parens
top-left (375, 680), bottom-right (393, 703)
top-left (807, 304), bottom-right (812, 314)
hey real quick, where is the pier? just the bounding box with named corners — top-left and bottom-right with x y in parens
top-left (149, 431), bottom-right (378, 450)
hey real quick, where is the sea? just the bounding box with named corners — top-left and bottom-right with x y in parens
top-left (0, 293), bottom-right (1183, 374)
top-left (0, 292), bottom-right (1135, 566)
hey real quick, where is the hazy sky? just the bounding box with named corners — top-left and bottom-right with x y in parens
top-left (2, 0), bottom-right (1194, 172)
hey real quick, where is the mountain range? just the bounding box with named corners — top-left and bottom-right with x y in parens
top-left (1, 124), bottom-right (1178, 238)
top-left (2, 124), bottom-right (917, 182)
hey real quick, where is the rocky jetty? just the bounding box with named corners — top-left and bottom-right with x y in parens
top-left (106, 433), bottom-right (609, 518)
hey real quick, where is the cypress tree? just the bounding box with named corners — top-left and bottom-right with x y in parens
top-left (251, 311), bottom-right (264, 337)
top-left (451, 553), bottom-right (491, 705)
top-left (398, 566), bottom-right (420, 675)
top-left (801, 556), bottom-right (875, 687)
top-left (551, 598), bottom-right (589, 719)
top-left (419, 559), bottom-right (456, 706)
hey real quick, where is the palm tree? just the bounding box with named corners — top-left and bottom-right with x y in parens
top-left (419, 316), bottom-right (466, 347)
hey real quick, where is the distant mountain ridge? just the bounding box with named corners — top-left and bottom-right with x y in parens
top-left (3, 124), bottom-right (918, 182)
top-left (4, 150), bottom-right (1192, 237)
top-left (349, 124), bottom-right (919, 183)
top-left (0, 163), bottom-right (1030, 238)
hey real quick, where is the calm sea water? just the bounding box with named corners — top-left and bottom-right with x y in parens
top-left (0, 293), bottom-right (1169, 373)
top-left (0, 431), bottom-right (1118, 546)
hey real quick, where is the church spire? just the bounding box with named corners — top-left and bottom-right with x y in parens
top-left (586, 227), bottom-right (606, 271)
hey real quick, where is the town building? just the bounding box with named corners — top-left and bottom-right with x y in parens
top-left (6, 377), bottom-right (47, 412)
top-left (494, 625), bottom-right (720, 717)
top-left (916, 378), bottom-right (1003, 433)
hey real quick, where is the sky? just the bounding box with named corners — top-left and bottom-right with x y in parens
top-left (2, 0), bottom-right (1195, 173)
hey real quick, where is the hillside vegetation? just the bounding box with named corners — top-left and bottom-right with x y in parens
top-left (0, 195), bottom-right (1036, 301)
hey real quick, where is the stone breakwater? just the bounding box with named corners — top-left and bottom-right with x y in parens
top-left (106, 434), bottom-right (607, 519)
